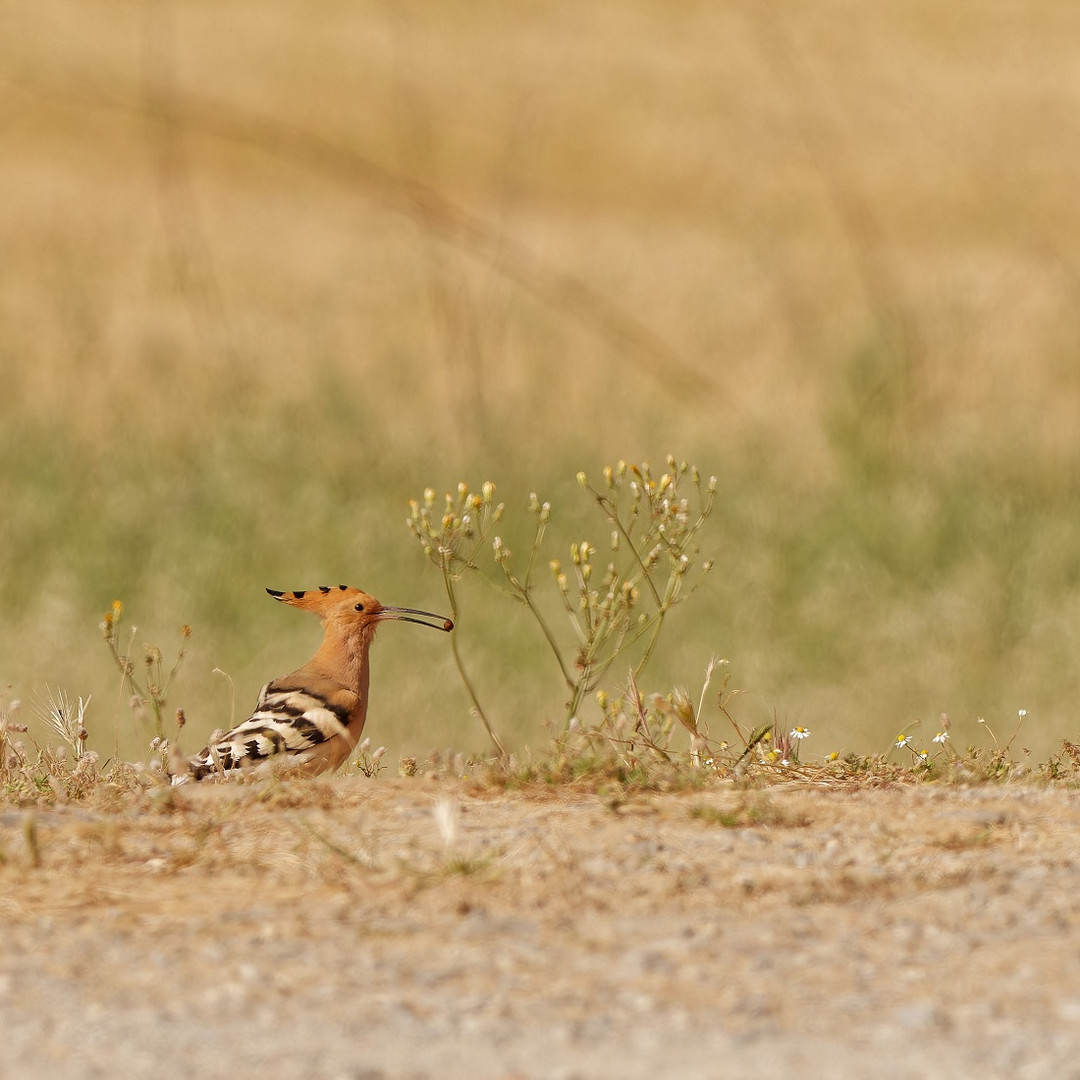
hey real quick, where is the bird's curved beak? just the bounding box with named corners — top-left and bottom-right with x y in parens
top-left (378, 606), bottom-right (454, 632)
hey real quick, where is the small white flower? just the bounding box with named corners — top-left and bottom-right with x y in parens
top-left (789, 726), bottom-right (811, 740)
top-left (434, 798), bottom-right (458, 848)
top-left (933, 731), bottom-right (949, 745)
top-left (1018, 709), bottom-right (1028, 718)
top-left (894, 734), bottom-right (910, 749)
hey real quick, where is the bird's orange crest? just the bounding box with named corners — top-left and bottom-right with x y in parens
top-left (266, 585), bottom-right (378, 618)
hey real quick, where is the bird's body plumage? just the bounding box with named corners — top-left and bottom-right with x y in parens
top-left (176, 585), bottom-right (451, 782)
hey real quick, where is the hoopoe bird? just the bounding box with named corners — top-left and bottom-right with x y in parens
top-left (174, 585), bottom-right (452, 782)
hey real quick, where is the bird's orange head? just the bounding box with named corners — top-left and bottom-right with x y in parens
top-left (266, 585), bottom-right (453, 633)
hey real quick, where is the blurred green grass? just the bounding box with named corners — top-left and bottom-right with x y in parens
top-left (1, 1), bottom-right (1079, 762)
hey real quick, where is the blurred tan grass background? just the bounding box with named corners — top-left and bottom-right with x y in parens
top-left (2, 0), bottom-right (1079, 761)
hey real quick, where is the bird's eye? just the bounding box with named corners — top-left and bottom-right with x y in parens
top-left (354, 602), bottom-right (365, 612)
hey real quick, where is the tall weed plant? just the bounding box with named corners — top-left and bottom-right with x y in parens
top-left (408, 457), bottom-right (716, 754)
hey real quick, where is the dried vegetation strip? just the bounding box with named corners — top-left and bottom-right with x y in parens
top-left (3, 778), bottom-right (1080, 1078)
top-left (2, 777), bottom-right (1077, 931)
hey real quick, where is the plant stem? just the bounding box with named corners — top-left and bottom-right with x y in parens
top-left (519, 589), bottom-right (574, 690)
top-left (633, 607), bottom-right (667, 681)
top-left (499, 561), bottom-right (575, 690)
top-left (593, 489), bottom-right (664, 608)
top-left (442, 564), bottom-right (508, 760)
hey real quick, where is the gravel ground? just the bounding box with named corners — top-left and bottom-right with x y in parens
top-left (2, 779), bottom-right (1080, 1079)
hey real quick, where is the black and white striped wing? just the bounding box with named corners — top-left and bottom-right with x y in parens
top-left (187, 685), bottom-right (351, 779)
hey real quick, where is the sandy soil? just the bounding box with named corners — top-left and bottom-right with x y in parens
top-left (2, 778), bottom-right (1080, 1079)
